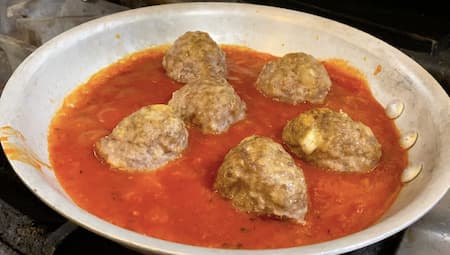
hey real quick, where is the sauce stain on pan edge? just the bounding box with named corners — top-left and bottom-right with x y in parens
top-left (0, 126), bottom-right (51, 171)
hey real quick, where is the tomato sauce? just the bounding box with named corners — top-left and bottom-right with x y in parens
top-left (48, 46), bottom-right (407, 249)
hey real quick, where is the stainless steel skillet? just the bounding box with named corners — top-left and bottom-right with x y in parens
top-left (0, 3), bottom-right (449, 254)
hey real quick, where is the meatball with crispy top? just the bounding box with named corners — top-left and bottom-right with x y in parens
top-left (162, 31), bottom-right (227, 83)
top-left (256, 52), bottom-right (331, 104)
top-left (95, 104), bottom-right (188, 171)
top-left (215, 135), bottom-right (308, 223)
top-left (282, 108), bottom-right (381, 172)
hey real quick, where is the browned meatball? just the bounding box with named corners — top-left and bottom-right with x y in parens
top-left (256, 52), bottom-right (331, 104)
top-left (162, 31), bottom-right (227, 83)
top-left (214, 135), bottom-right (308, 223)
top-left (168, 78), bottom-right (246, 134)
top-left (282, 108), bottom-right (381, 172)
top-left (95, 104), bottom-right (188, 171)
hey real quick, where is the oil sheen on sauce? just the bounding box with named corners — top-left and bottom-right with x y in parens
top-left (48, 46), bottom-right (407, 249)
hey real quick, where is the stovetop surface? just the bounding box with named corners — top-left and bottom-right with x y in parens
top-left (0, 1), bottom-right (448, 254)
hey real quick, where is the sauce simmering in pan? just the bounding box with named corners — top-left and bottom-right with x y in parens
top-left (48, 46), bottom-right (407, 249)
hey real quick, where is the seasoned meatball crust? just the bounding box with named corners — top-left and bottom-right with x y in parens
top-left (95, 104), bottom-right (188, 171)
top-left (256, 52), bottom-right (331, 104)
top-left (162, 31), bottom-right (227, 83)
top-left (214, 135), bottom-right (308, 223)
top-left (282, 108), bottom-right (381, 172)
top-left (168, 78), bottom-right (246, 134)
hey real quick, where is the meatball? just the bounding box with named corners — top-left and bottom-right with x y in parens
top-left (95, 104), bottom-right (188, 171)
top-left (256, 52), bottom-right (331, 104)
top-left (162, 31), bottom-right (227, 83)
top-left (214, 135), bottom-right (308, 223)
top-left (282, 108), bottom-right (381, 172)
top-left (168, 78), bottom-right (246, 134)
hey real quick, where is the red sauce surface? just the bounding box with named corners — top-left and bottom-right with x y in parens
top-left (48, 46), bottom-right (407, 249)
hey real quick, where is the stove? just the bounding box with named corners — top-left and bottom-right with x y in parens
top-left (0, 1), bottom-right (449, 254)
